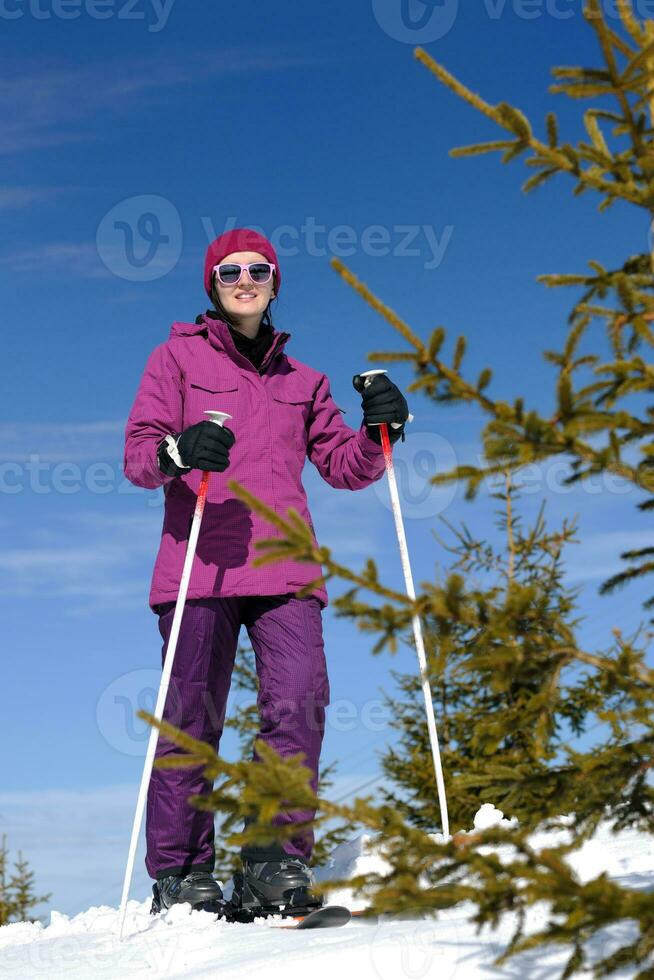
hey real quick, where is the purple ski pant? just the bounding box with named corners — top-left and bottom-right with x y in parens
top-left (145, 594), bottom-right (330, 881)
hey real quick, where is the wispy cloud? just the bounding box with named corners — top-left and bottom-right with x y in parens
top-left (1, 43), bottom-right (354, 157)
top-left (0, 186), bottom-right (68, 210)
top-left (0, 243), bottom-right (114, 279)
top-left (0, 241), bottom-right (200, 281)
top-left (564, 530), bottom-right (652, 583)
top-left (0, 510), bottom-right (160, 614)
top-left (0, 419), bottom-right (125, 461)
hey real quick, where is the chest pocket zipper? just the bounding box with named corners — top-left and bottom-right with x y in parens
top-left (188, 378), bottom-right (239, 393)
top-left (185, 378), bottom-right (239, 429)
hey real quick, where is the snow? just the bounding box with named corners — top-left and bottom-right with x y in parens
top-left (0, 806), bottom-right (651, 980)
top-left (472, 802), bottom-right (519, 831)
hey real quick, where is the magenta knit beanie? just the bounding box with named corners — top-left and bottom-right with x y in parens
top-left (204, 228), bottom-right (281, 300)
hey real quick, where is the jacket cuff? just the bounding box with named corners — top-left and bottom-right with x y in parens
top-left (157, 433), bottom-right (191, 477)
top-left (361, 422), bottom-right (405, 449)
top-left (357, 422), bottom-right (386, 457)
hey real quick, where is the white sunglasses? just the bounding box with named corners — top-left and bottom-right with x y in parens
top-left (213, 262), bottom-right (276, 286)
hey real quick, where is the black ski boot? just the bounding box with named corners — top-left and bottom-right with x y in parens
top-left (150, 870), bottom-right (224, 915)
top-left (230, 856), bottom-right (323, 915)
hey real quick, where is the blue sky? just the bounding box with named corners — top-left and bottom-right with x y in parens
top-left (1, 0), bottom-right (652, 917)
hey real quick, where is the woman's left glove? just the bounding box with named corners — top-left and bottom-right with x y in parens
top-left (352, 373), bottom-right (410, 445)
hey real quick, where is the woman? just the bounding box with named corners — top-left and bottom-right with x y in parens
top-left (123, 228), bottom-right (410, 914)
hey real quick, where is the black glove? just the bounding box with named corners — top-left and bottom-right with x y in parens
top-left (157, 421), bottom-right (235, 475)
top-left (352, 373), bottom-right (409, 445)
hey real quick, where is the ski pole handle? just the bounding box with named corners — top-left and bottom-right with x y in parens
top-left (359, 369), bottom-right (414, 431)
top-left (204, 410), bottom-right (232, 428)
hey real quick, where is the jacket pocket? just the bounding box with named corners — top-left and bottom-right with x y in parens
top-left (184, 376), bottom-right (239, 430)
top-left (270, 390), bottom-right (313, 454)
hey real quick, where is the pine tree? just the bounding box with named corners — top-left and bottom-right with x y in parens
top-left (0, 835), bottom-right (13, 926)
top-left (0, 835), bottom-right (50, 926)
top-left (343, 474), bottom-right (591, 833)
top-left (8, 852), bottom-right (50, 924)
top-left (331, 474), bottom-right (653, 842)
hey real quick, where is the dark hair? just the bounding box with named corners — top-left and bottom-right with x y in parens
top-left (209, 272), bottom-right (278, 331)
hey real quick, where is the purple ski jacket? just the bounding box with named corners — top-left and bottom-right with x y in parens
top-left (123, 314), bottom-right (388, 613)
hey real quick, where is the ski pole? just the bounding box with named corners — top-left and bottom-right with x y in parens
top-left (360, 370), bottom-right (450, 840)
top-left (116, 409), bottom-right (232, 940)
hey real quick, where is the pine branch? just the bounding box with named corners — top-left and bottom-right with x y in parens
top-left (225, 479), bottom-right (418, 606)
top-left (413, 10), bottom-right (654, 211)
top-left (329, 257), bottom-right (427, 355)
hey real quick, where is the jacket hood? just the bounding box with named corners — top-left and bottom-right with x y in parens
top-left (168, 319), bottom-right (208, 340)
top-left (168, 313), bottom-right (282, 344)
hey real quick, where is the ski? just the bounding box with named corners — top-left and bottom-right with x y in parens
top-left (267, 905), bottom-right (351, 929)
top-left (350, 909), bottom-right (377, 921)
top-left (210, 900), bottom-right (351, 929)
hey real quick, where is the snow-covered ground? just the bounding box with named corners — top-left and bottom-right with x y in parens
top-left (0, 806), bottom-right (651, 980)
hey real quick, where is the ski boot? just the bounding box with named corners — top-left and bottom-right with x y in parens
top-left (150, 870), bottom-right (224, 915)
top-left (229, 856), bottom-right (323, 920)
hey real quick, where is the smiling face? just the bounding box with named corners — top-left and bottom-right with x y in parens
top-left (212, 250), bottom-right (276, 332)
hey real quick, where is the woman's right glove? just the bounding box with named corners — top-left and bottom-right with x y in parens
top-left (157, 421), bottom-right (235, 476)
